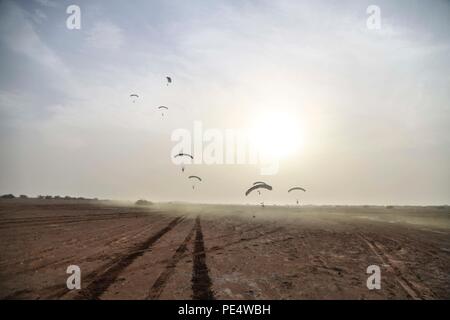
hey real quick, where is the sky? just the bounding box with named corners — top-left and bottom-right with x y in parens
top-left (0, 0), bottom-right (449, 205)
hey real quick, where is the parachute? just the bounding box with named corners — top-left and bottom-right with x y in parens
top-left (288, 187), bottom-right (306, 193)
top-left (288, 187), bottom-right (306, 205)
top-left (130, 94), bottom-right (139, 103)
top-left (188, 175), bottom-right (202, 189)
top-left (245, 183), bottom-right (272, 196)
top-left (253, 181), bottom-right (267, 186)
top-left (158, 106), bottom-right (168, 117)
top-left (174, 152), bottom-right (193, 173)
top-left (174, 152), bottom-right (193, 160)
top-left (166, 76), bottom-right (172, 86)
top-left (252, 182), bottom-right (268, 196)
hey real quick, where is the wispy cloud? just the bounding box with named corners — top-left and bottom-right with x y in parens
top-left (86, 21), bottom-right (124, 50)
top-left (0, 1), bottom-right (68, 74)
top-left (31, 8), bottom-right (48, 24)
top-left (33, 0), bottom-right (58, 8)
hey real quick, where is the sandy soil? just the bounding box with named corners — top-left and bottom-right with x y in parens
top-left (0, 199), bottom-right (449, 300)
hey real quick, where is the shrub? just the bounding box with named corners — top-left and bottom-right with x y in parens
top-left (135, 199), bottom-right (152, 206)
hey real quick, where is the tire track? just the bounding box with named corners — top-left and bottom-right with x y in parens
top-left (0, 222), bottom-right (135, 268)
top-left (147, 223), bottom-right (196, 299)
top-left (11, 222), bottom-right (159, 277)
top-left (0, 211), bottom-right (147, 224)
top-left (358, 233), bottom-right (434, 300)
top-left (191, 217), bottom-right (214, 300)
top-left (67, 216), bottom-right (184, 300)
top-left (371, 235), bottom-right (437, 299)
top-left (0, 212), bottom-right (154, 229)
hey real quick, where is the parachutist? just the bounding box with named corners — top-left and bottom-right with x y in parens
top-left (189, 176), bottom-right (202, 190)
top-left (158, 106), bottom-right (168, 117)
top-left (130, 93), bottom-right (139, 103)
top-left (288, 187), bottom-right (306, 205)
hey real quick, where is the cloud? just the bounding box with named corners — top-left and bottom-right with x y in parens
top-left (0, 1), bottom-right (69, 74)
top-left (86, 21), bottom-right (124, 50)
top-left (0, 0), bottom-right (449, 203)
top-left (33, 0), bottom-right (58, 8)
top-left (31, 8), bottom-right (48, 24)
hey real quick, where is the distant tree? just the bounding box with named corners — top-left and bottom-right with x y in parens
top-left (135, 199), bottom-right (152, 206)
top-left (19, 195), bottom-right (28, 199)
top-left (0, 194), bottom-right (15, 199)
top-left (45, 195), bottom-right (53, 199)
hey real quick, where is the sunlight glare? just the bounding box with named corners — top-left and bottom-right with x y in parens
top-left (250, 112), bottom-right (303, 159)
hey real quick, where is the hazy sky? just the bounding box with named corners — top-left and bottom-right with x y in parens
top-left (0, 0), bottom-right (449, 205)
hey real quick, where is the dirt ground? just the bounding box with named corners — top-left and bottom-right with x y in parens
top-left (0, 199), bottom-right (449, 300)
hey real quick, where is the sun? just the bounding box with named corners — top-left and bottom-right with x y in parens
top-left (249, 112), bottom-right (303, 159)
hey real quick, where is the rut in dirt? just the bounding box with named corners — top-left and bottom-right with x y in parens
top-left (191, 216), bottom-right (214, 300)
top-left (358, 233), bottom-right (436, 300)
top-left (147, 223), bottom-right (196, 299)
top-left (0, 212), bottom-right (153, 229)
top-left (73, 216), bottom-right (183, 300)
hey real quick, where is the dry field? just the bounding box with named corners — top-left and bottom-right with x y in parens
top-left (0, 199), bottom-right (449, 299)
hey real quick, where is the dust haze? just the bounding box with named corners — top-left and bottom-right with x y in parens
top-left (0, 0), bottom-right (449, 301)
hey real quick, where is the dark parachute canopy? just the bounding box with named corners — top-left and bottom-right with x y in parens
top-left (288, 187), bottom-right (306, 193)
top-left (174, 152), bottom-right (194, 160)
top-left (174, 152), bottom-right (193, 172)
top-left (166, 76), bottom-right (172, 85)
top-left (188, 175), bottom-right (202, 189)
top-left (288, 187), bottom-right (306, 205)
top-left (158, 106), bottom-right (168, 117)
top-left (245, 183), bottom-right (272, 196)
top-left (253, 181), bottom-right (267, 186)
top-left (130, 93), bottom-right (139, 103)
